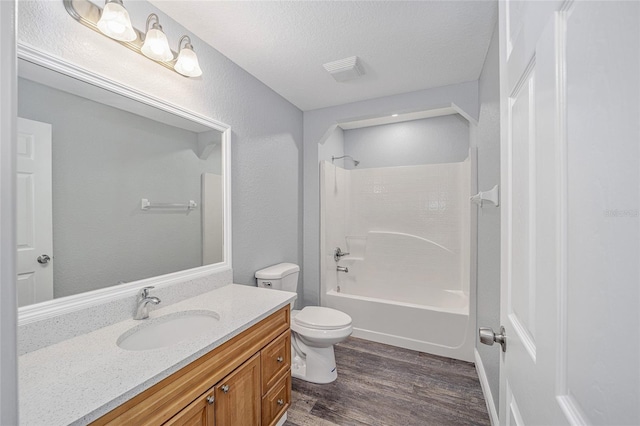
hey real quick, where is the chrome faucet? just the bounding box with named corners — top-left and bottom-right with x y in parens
top-left (334, 247), bottom-right (350, 262)
top-left (134, 286), bottom-right (161, 320)
top-left (337, 266), bottom-right (349, 273)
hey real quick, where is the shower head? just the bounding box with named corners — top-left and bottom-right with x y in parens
top-left (332, 155), bottom-right (360, 167)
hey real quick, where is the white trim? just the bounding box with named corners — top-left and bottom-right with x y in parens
top-left (0, 0), bottom-right (18, 423)
top-left (556, 395), bottom-right (588, 426)
top-left (556, 1), bottom-right (571, 398)
top-left (18, 263), bottom-right (230, 325)
top-left (275, 411), bottom-right (287, 426)
top-left (475, 349), bottom-right (499, 426)
top-left (18, 44), bottom-right (229, 133)
top-left (15, 43), bottom-right (233, 326)
top-left (498, 1), bottom-right (511, 422)
top-left (352, 328), bottom-right (474, 362)
top-left (338, 106), bottom-right (457, 130)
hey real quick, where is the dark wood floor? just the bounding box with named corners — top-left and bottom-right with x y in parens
top-left (284, 337), bottom-right (490, 426)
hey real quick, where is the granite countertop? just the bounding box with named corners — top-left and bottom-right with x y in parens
top-left (19, 284), bottom-right (296, 426)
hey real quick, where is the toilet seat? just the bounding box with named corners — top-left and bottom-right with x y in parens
top-left (293, 306), bottom-right (352, 330)
top-left (291, 307), bottom-right (353, 348)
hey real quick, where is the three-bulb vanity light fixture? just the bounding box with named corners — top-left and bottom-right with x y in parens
top-left (68, 0), bottom-right (202, 77)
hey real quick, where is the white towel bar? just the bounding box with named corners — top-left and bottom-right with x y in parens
top-left (140, 198), bottom-right (197, 211)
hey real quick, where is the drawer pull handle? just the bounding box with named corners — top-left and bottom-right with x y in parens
top-left (206, 395), bottom-right (215, 405)
top-left (276, 356), bottom-right (284, 363)
top-left (221, 384), bottom-right (230, 393)
top-left (277, 399), bottom-right (284, 406)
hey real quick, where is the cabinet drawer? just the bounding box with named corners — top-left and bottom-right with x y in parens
top-left (261, 373), bottom-right (291, 426)
top-left (260, 330), bottom-right (291, 395)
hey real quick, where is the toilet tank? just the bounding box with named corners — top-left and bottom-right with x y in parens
top-left (255, 263), bottom-right (300, 292)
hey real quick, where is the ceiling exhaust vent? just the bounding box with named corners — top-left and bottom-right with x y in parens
top-left (323, 56), bottom-right (364, 82)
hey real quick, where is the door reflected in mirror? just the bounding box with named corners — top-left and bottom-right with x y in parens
top-left (17, 59), bottom-right (225, 307)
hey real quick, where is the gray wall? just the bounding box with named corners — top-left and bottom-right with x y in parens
top-left (343, 115), bottom-right (469, 169)
top-left (318, 126), bottom-right (344, 167)
top-left (18, 78), bottom-right (221, 298)
top-left (475, 24), bottom-right (501, 412)
top-left (18, 0), bottom-right (303, 291)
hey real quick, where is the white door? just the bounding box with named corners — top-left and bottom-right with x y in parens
top-left (16, 117), bottom-right (53, 307)
top-left (497, 1), bottom-right (639, 424)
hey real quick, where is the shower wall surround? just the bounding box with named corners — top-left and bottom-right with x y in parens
top-left (324, 161), bottom-right (470, 303)
top-left (321, 160), bottom-right (474, 360)
top-left (348, 162), bottom-right (470, 295)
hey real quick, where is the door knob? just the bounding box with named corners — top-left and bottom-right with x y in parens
top-left (37, 254), bottom-right (51, 265)
top-left (221, 384), bottom-right (230, 393)
top-left (479, 326), bottom-right (507, 352)
top-left (206, 395), bottom-right (215, 405)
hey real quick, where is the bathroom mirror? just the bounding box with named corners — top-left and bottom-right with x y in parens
top-left (16, 46), bottom-right (231, 319)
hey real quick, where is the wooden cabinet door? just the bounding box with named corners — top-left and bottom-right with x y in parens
top-left (214, 353), bottom-right (261, 426)
top-left (164, 389), bottom-right (215, 426)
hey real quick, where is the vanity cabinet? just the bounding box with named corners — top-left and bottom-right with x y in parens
top-left (92, 307), bottom-right (291, 426)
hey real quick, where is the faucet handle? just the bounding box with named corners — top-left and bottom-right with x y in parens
top-left (334, 247), bottom-right (350, 262)
top-left (139, 286), bottom-right (155, 298)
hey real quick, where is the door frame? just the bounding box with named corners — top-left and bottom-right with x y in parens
top-left (0, 0), bottom-right (19, 423)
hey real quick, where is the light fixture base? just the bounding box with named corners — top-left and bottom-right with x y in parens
top-left (64, 0), bottom-right (187, 76)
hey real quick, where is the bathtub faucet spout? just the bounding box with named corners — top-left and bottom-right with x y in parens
top-left (337, 266), bottom-right (349, 273)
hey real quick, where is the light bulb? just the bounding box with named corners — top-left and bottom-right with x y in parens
top-left (174, 45), bottom-right (202, 77)
top-left (97, 0), bottom-right (136, 42)
top-left (141, 27), bottom-right (173, 62)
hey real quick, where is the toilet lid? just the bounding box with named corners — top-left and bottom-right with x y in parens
top-left (294, 306), bottom-right (352, 330)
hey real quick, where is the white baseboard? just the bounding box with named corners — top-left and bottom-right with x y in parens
top-left (352, 328), bottom-right (474, 362)
top-left (474, 348), bottom-right (499, 425)
top-left (275, 411), bottom-right (287, 426)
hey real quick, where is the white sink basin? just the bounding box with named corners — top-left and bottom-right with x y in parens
top-left (117, 310), bottom-right (220, 351)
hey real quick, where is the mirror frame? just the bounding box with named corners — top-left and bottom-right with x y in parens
top-left (17, 43), bottom-right (232, 325)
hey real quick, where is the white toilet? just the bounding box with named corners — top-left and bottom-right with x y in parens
top-left (256, 263), bottom-right (352, 384)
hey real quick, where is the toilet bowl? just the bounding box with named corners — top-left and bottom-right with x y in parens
top-left (290, 307), bottom-right (352, 383)
top-left (256, 263), bottom-right (353, 384)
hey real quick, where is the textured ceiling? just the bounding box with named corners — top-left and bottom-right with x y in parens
top-left (149, 1), bottom-right (497, 111)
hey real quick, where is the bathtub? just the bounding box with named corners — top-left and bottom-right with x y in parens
top-left (324, 288), bottom-right (474, 361)
top-left (321, 231), bottom-right (475, 361)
